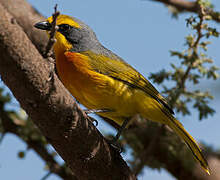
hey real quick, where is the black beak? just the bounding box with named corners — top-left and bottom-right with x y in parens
top-left (34, 21), bottom-right (52, 31)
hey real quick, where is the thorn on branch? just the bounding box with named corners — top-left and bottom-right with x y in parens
top-left (0, 133), bottom-right (6, 144)
top-left (87, 115), bottom-right (99, 127)
top-left (41, 171), bottom-right (52, 180)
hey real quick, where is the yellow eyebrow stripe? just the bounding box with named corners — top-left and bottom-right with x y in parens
top-left (47, 15), bottom-right (81, 28)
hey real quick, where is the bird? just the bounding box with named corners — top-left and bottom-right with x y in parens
top-left (34, 14), bottom-right (210, 174)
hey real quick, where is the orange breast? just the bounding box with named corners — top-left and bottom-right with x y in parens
top-left (55, 50), bottom-right (140, 126)
top-left (55, 51), bottom-right (113, 110)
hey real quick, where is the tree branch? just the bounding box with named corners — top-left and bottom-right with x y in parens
top-left (0, 0), bottom-right (48, 55)
top-left (169, 7), bottom-right (205, 107)
top-left (0, 0), bottom-right (219, 179)
top-left (0, 108), bottom-right (76, 180)
top-left (0, 3), bottom-right (135, 180)
top-left (149, 0), bottom-right (220, 23)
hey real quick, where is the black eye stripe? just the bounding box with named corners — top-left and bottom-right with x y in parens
top-left (57, 23), bottom-right (82, 45)
top-left (58, 24), bottom-right (72, 31)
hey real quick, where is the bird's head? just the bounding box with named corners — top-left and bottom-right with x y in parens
top-left (34, 14), bottom-right (98, 54)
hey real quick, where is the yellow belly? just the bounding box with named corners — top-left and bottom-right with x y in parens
top-left (55, 52), bottom-right (139, 125)
top-left (55, 51), bottom-right (167, 126)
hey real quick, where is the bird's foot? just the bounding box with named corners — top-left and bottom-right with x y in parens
top-left (106, 138), bottom-right (122, 153)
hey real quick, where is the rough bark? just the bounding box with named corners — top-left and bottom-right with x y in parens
top-left (0, 3), bottom-right (136, 180)
top-left (0, 0), bottom-right (48, 54)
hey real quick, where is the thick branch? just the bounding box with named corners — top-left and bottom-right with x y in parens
top-left (0, 0), bottom-right (48, 54)
top-left (0, 4), bottom-right (135, 180)
top-left (152, 0), bottom-right (199, 11)
top-left (150, 0), bottom-right (220, 23)
top-left (0, 109), bottom-right (76, 180)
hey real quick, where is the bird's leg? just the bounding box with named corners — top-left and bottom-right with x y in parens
top-left (109, 115), bottom-right (140, 152)
top-left (113, 117), bottom-right (130, 143)
top-left (107, 117), bottom-right (130, 153)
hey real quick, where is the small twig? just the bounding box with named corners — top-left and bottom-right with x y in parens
top-left (194, 5), bottom-right (205, 49)
top-left (169, 4), bottom-right (205, 107)
top-left (43, 4), bottom-right (60, 81)
top-left (44, 4), bottom-right (60, 58)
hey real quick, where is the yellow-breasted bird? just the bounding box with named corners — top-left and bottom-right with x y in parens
top-left (35, 14), bottom-right (210, 174)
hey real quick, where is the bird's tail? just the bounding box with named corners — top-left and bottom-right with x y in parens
top-left (166, 114), bottom-right (210, 175)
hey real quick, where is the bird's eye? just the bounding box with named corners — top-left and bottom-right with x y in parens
top-left (58, 24), bottom-right (72, 32)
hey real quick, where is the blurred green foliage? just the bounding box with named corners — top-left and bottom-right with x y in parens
top-left (150, 12), bottom-right (219, 120)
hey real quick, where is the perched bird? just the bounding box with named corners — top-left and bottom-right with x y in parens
top-left (35, 14), bottom-right (209, 174)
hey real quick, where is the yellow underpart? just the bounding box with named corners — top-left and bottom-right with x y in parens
top-left (58, 51), bottom-right (138, 125)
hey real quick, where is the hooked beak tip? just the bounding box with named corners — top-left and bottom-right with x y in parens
top-left (34, 21), bottom-right (51, 31)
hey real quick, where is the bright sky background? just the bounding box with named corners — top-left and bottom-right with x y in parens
top-left (0, 0), bottom-right (220, 180)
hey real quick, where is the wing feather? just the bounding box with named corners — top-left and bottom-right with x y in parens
top-left (81, 51), bottom-right (174, 114)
